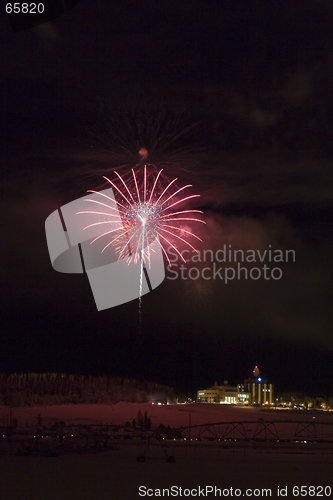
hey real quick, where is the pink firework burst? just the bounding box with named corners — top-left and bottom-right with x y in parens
top-left (77, 165), bottom-right (205, 267)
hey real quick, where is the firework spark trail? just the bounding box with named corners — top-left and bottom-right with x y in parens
top-left (138, 216), bottom-right (146, 334)
top-left (76, 164), bottom-right (205, 332)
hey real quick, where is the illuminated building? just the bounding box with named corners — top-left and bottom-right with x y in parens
top-left (197, 381), bottom-right (251, 405)
top-left (197, 367), bottom-right (274, 406)
top-left (243, 379), bottom-right (274, 405)
top-left (242, 366), bottom-right (274, 405)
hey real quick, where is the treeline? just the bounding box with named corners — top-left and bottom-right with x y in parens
top-left (0, 373), bottom-right (175, 407)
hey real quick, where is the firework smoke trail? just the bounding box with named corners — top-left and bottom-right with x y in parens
top-left (77, 164), bottom-right (205, 332)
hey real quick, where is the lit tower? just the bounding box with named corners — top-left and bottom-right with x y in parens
top-left (244, 366), bottom-right (274, 406)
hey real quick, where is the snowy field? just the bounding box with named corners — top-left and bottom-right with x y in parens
top-left (2, 402), bottom-right (333, 428)
top-left (0, 446), bottom-right (332, 500)
top-left (0, 404), bottom-right (332, 500)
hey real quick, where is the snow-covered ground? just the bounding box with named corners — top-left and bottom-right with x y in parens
top-left (0, 404), bottom-right (332, 500)
top-left (0, 446), bottom-right (332, 500)
top-left (2, 402), bottom-right (333, 428)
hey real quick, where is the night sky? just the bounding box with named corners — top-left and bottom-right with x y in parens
top-left (1, 0), bottom-right (333, 397)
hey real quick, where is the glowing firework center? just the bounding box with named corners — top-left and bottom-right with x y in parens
top-left (45, 187), bottom-right (165, 311)
top-left (122, 201), bottom-right (163, 258)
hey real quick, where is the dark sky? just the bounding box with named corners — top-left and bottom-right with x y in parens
top-left (0, 0), bottom-right (333, 397)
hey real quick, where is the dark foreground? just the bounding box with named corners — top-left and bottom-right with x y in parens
top-left (0, 444), bottom-right (332, 500)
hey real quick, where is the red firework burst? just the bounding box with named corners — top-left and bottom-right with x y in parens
top-left (76, 165), bottom-right (205, 267)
